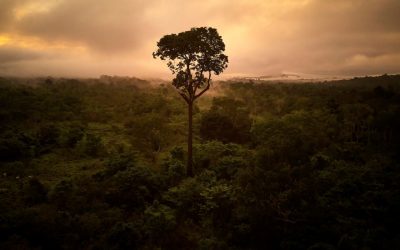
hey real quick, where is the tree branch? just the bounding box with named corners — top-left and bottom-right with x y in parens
top-left (193, 69), bottom-right (204, 96)
top-left (177, 90), bottom-right (190, 103)
top-left (186, 60), bottom-right (195, 100)
top-left (194, 71), bottom-right (211, 100)
top-left (194, 83), bottom-right (210, 100)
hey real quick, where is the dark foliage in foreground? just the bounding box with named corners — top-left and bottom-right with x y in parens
top-left (0, 75), bottom-right (400, 249)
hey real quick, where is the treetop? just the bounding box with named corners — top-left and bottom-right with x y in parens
top-left (153, 27), bottom-right (228, 101)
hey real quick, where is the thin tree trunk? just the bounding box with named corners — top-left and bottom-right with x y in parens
top-left (187, 101), bottom-right (193, 176)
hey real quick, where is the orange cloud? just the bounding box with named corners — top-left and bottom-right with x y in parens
top-left (0, 0), bottom-right (399, 77)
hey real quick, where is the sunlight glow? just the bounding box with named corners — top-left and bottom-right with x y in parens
top-left (13, 0), bottom-right (62, 20)
top-left (0, 35), bottom-right (11, 46)
top-left (0, 33), bottom-right (87, 56)
top-left (0, 0), bottom-right (398, 77)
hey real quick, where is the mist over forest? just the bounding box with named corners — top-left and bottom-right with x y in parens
top-left (1, 0), bottom-right (400, 248)
top-left (1, 74), bottom-right (400, 249)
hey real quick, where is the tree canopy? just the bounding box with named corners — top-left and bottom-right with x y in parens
top-left (153, 27), bottom-right (228, 103)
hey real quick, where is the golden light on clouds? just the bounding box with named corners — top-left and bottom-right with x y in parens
top-left (0, 33), bottom-right (87, 53)
top-left (0, 35), bottom-right (11, 46)
top-left (0, 0), bottom-right (399, 78)
top-left (13, 0), bottom-right (59, 20)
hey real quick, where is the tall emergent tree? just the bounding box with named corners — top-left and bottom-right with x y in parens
top-left (153, 27), bottom-right (228, 176)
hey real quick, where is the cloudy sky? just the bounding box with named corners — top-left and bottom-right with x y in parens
top-left (0, 0), bottom-right (399, 78)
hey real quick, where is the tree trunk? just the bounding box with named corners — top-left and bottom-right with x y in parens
top-left (187, 101), bottom-right (193, 176)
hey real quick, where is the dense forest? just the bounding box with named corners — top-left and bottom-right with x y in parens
top-left (0, 74), bottom-right (399, 249)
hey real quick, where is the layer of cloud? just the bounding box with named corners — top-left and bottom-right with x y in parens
top-left (14, 0), bottom-right (152, 53)
top-left (0, 45), bottom-right (44, 63)
top-left (0, 0), bottom-right (399, 77)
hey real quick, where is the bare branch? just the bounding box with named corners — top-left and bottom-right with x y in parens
top-left (194, 84), bottom-right (210, 100)
top-left (193, 69), bottom-right (204, 96)
top-left (194, 71), bottom-right (212, 100)
top-left (177, 90), bottom-right (190, 103)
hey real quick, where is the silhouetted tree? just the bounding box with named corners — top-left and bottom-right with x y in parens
top-left (153, 27), bottom-right (228, 176)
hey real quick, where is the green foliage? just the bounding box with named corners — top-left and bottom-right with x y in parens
top-left (214, 156), bottom-right (248, 179)
top-left (49, 179), bottom-right (77, 210)
top-left (58, 122), bottom-right (86, 148)
top-left (144, 201), bottom-right (176, 242)
top-left (102, 151), bottom-right (137, 177)
top-left (105, 162), bottom-right (162, 210)
top-left (170, 146), bottom-right (185, 161)
top-left (198, 237), bottom-right (229, 250)
top-left (200, 111), bottom-right (234, 142)
top-left (0, 131), bottom-right (35, 161)
top-left (193, 140), bottom-right (250, 174)
top-left (22, 177), bottom-right (47, 205)
top-left (200, 97), bottom-right (251, 143)
top-left (199, 183), bottom-right (233, 225)
top-left (163, 177), bottom-right (204, 219)
top-left (252, 110), bottom-right (337, 165)
top-left (163, 157), bottom-right (186, 186)
top-left (153, 27), bottom-right (228, 88)
top-left (76, 133), bottom-right (103, 157)
top-left (107, 222), bottom-right (142, 250)
top-left (159, 146), bottom-right (186, 187)
top-left (1, 75), bottom-right (400, 249)
top-left (125, 113), bottom-right (167, 153)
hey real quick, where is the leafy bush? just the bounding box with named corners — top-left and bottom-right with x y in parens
top-left (22, 178), bottom-right (47, 205)
top-left (76, 133), bottom-right (103, 157)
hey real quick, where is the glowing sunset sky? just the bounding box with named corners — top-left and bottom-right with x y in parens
top-left (0, 0), bottom-right (399, 78)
